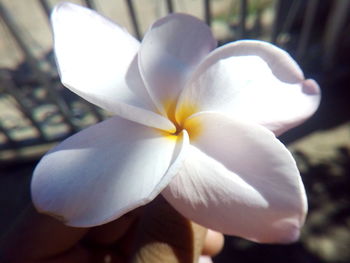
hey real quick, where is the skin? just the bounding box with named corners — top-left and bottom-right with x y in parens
top-left (0, 196), bottom-right (224, 263)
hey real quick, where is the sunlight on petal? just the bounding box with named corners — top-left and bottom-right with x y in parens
top-left (32, 117), bottom-right (188, 227)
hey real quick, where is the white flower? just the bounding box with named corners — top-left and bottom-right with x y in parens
top-left (31, 2), bottom-right (321, 244)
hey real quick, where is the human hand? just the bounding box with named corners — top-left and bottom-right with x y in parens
top-left (0, 196), bottom-right (224, 263)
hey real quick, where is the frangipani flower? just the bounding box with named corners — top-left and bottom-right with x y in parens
top-left (31, 2), bottom-right (321, 244)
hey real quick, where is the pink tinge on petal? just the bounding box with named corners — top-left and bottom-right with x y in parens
top-left (302, 79), bottom-right (320, 95)
top-left (271, 218), bottom-right (302, 244)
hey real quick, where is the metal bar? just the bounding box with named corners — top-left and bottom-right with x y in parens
top-left (0, 2), bottom-right (37, 67)
top-left (84, 0), bottom-right (96, 10)
top-left (239, 0), bottom-right (248, 38)
top-left (0, 2), bottom-right (78, 132)
top-left (86, 104), bottom-right (104, 122)
top-left (125, 0), bottom-right (141, 39)
top-left (277, 0), bottom-right (301, 44)
top-left (271, 0), bottom-right (282, 43)
top-left (39, 0), bottom-right (103, 123)
top-left (0, 135), bottom-right (66, 153)
top-left (165, 0), bottom-right (174, 13)
top-left (323, 0), bottom-right (350, 69)
top-left (83, 93), bottom-right (105, 121)
top-left (204, 0), bottom-right (211, 26)
top-left (38, 0), bottom-right (51, 20)
top-left (0, 123), bottom-right (17, 147)
top-left (296, 0), bottom-right (319, 60)
top-left (0, 71), bottom-right (47, 141)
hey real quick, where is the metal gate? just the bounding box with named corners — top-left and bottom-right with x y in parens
top-left (0, 0), bottom-right (348, 161)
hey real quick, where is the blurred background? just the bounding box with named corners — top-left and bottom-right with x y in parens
top-left (0, 0), bottom-right (349, 262)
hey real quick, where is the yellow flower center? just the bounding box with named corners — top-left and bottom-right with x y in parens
top-left (161, 100), bottom-right (201, 141)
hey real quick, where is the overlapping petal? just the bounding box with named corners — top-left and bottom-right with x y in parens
top-left (33, 4), bottom-right (319, 243)
top-left (32, 116), bottom-right (188, 227)
top-left (176, 40), bottom-right (320, 135)
top-left (162, 112), bottom-right (307, 243)
top-left (52, 3), bottom-right (175, 131)
top-left (139, 13), bottom-right (217, 114)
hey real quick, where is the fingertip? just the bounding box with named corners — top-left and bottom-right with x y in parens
top-left (202, 229), bottom-right (224, 257)
top-left (199, 255), bottom-right (214, 263)
top-left (130, 196), bottom-right (207, 263)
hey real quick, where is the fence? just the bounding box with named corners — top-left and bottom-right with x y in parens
top-left (0, 0), bottom-right (348, 161)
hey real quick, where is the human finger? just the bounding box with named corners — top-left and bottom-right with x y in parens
top-left (0, 203), bottom-right (87, 262)
top-left (202, 229), bottom-right (224, 257)
top-left (199, 255), bottom-right (214, 263)
top-left (130, 196), bottom-right (207, 263)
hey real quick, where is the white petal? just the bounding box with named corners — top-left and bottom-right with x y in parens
top-left (52, 3), bottom-right (174, 131)
top-left (139, 13), bottom-right (217, 114)
top-left (176, 40), bottom-right (320, 135)
top-left (163, 112), bottom-right (307, 243)
top-left (31, 116), bottom-right (188, 227)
